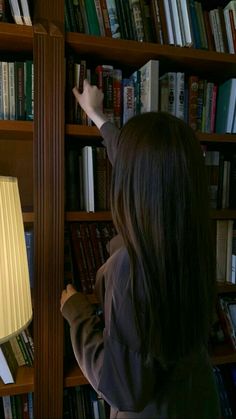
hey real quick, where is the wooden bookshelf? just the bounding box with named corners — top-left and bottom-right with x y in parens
top-left (0, 1), bottom-right (236, 417)
top-left (0, 366), bottom-right (34, 397)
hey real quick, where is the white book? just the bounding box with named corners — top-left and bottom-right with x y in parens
top-left (9, 0), bottom-right (24, 25)
top-left (8, 62), bottom-right (15, 120)
top-left (0, 347), bottom-right (15, 384)
top-left (168, 0), bottom-right (183, 46)
top-left (82, 146), bottom-right (95, 212)
top-left (19, 0), bottom-right (32, 25)
top-left (139, 59), bottom-right (159, 113)
top-left (2, 61), bottom-right (9, 120)
top-left (163, 0), bottom-right (175, 45)
top-left (177, 0), bottom-right (193, 46)
top-left (2, 396), bottom-right (13, 419)
top-left (223, 9), bottom-right (235, 54)
top-left (224, 0), bottom-right (236, 28)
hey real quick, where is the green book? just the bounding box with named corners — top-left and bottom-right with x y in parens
top-left (84, 0), bottom-right (101, 35)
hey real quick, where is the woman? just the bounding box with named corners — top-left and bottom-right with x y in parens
top-left (61, 80), bottom-right (220, 418)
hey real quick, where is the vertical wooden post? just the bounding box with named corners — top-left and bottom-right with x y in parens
top-left (33, 1), bottom-right (65, 417)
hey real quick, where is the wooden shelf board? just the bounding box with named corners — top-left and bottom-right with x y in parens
top-left (0, 366), bottom-right (34, 397)
top-left (23, 211), bottom-right (34, 223)
top-left (197, 133), bottom-right (236, 143)
top-left (66, 124), bottom-right (236, 144)
top-left (0, 22), bottom-right (33, 52)
top-left (217, 283), bottom-right (236, 293)
top-left (0, 120), bottom-right (33, 140)
top-left (210, 209), bottom-right (236, 219)
top-left (210, 343), bottom-right (236, 365)
top-left (65, 211), bottom-right (112, 221)
top-left (66, 33), bottom-right (236, 78)
top-left (64, 363), bottom-right (88, 388)
top-left (66, 124), bottom-right (100, 138)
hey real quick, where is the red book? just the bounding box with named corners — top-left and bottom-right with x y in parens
top-left (188, 75), bottom-right (199, 131)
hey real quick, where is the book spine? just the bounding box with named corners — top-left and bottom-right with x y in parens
top-left (25, 60), bottom-right (34, 121)
top-left (113, 68), bottom-right (122, 128)
top-left (188, 75), bottom-right (199, 131)
top-left (105, 0), bottom-right (121, 38)
top-left (15, 61), bottom-right (25, 120)
top-left (99, 0), bottom-right (112, 37)
top-left (163, 0), bottom-right (175, 44)
top-left (2, 61), bottom-right (9, 120)
top-left (84, 0), bottom-right (101, 35)
top-left (175, 72), bottom-right (185, 120)
top-left (8, 61), bottom-right (15, 120)
top-left (94, 0), bottom-right (106, 35)
top-left (128, 0), bottom-right (145, 42)
top-left (122, 78), bottom-right (135, 124)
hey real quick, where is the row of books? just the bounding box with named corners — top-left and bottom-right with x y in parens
top-left (65, 221), bottom-right (116, 293)
top-left (0, 393), bottom-right (34, 419)
top-left (213, 364), bottom-right (236, 418)
top-left (216, 220), bottom-right (236, 284)
top-left (0, 0), bottom-right (32, 25)
top-left (64, 385), bottom-right (109, 419)
top-left (66, 58), bottom-right (236, 134)
top-left (25, 229), bottom-right (34, 289)
top-left (0, 60), bottom-right (34, 121)
top-left (66, 145), bottom-right (112, 212)
top-left (64, 0), bottom-right (236, 54)
top-left (204, 150), bottom-right (236, 210)
top-left (0, 326), bottom-right (34, 385)
top-left (218, 294), bottom-right (236, 352)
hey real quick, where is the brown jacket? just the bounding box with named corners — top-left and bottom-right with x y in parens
top-left (62, 122), bottom-right (220, 419)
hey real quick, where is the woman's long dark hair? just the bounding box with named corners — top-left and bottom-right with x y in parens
top-left (111, 112), bottom-right (216, 367)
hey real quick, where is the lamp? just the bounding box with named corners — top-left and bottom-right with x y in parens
top-left (0, 176), bottom-right (32, 344)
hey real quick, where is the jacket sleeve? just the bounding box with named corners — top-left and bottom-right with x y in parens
top-left (61, 292), bottom-right (105, 391)
top-left (61, 262), bottom-right (156, 412)
top-left (100, 121), bottom-right (120, 166)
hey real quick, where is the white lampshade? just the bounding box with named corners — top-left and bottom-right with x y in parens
top-left (0, 176), bottom-right (32, 343)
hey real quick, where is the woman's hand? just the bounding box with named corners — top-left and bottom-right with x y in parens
top-left (60, 283), bottom-right (77, 310)
top-left (72, 79), bottom-right (108, 129)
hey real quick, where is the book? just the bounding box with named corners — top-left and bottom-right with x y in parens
top-left (215, 78), bottom-right (236, 134)
top-left (139, 59), bottom-right (159, 113)
top-left (8, 0), bottom-right (24, 24)
top-left (205, 150), bottom-right (220, 209)
top-left (177, 0), bottom-right (193, 47)
top-left (168, 0), bottom-right (183, 46)
top-left (19, 0), bottom-right (32, 25)
top-left (128, 0), bottom-right (145, 42)
top-left (105, 0), bottom-right (121, 38)
top-left (84, 0), bottom-right (101, 35)
top-left (0, 344), bottom-right (17, 384)
top-left (96, 64), bottom-right (114, 123)
top-left (159, 71), bottom-right (176, 116)
top-left (82, 146), bottom-right (95, 212)
top-left (122, 78), bottom-right (135, 124)
top-left (94, 0), bottom-right (106, 36)
top-left (216, 220), bottom-right (232, 282)
top-left (223, 8), bottom-right (235, 53)
top-left (163, 0), bottom-right (175, 44)
top-left (188, 75), bottom-right (199, 131)
top-left (99, 0), bottom-right (112, 37)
